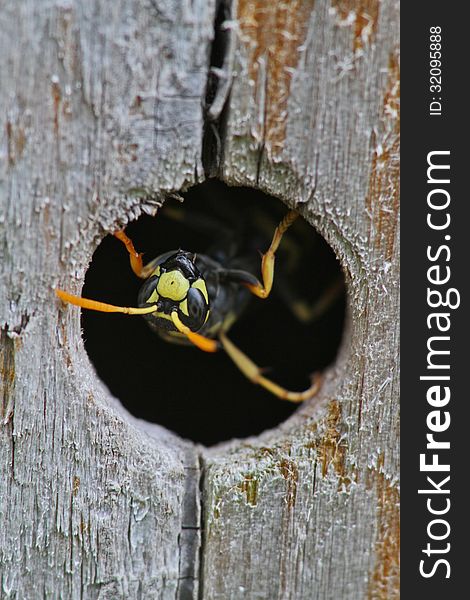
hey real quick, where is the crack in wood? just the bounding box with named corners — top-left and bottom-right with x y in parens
top-left (196, 452), bottom-right (207, 600)
top-left (202, 0), bottom-right (234, 177)
top-left (176, 449), bottom-right (203, 600)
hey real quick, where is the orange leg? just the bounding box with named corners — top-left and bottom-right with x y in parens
top-left (219, 331), bottom-right (322, 403)
top-left (114, 230), bottom-right (146, 278)
top-left (245, 209), bottom-right (299, 299)
top-left (290, 277), bottom-right (345, 323)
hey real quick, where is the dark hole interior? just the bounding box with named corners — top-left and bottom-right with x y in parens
top-left (81, 180), bottom-right (346, 446)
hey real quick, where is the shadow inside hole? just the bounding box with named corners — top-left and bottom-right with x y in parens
top-left (81, 181), bottom-right (346, 446)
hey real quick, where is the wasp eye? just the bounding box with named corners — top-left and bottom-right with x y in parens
top-left (179, 286), bottom-right (209, 332)
top-left (137, 275), bottom-right (159, 306)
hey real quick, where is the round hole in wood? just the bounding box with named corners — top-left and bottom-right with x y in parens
top-left (81, 181), bottom-right (346, 445)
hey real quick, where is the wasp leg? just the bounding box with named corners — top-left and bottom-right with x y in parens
top-left (114, 230), bottom-right (146, 278)
top-left (291, 277), bottom-right (345, 323)
top-left (276, 276), bottom-right (345, 324)
top-left (114, 230), bottom-right (166, 279)
top-left (219, 331), bottom-right (322, 403)
top-left (245, 210), bottom-right (299, 299)
top-left (250, 208), bottom-right (301, 274)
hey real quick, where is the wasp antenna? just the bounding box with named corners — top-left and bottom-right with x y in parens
top-left (55, 289), bottom-right (158, 316)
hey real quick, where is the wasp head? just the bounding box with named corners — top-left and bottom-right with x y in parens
top-left (137, 250), bottom-right (210, 334)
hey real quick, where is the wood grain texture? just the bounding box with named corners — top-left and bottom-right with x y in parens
top-left (1, 0), bottom-right (399, 598)
top-left (0, 1), bottom-right (215, 598)
top-left (204, 0), bottom-right (400, 598)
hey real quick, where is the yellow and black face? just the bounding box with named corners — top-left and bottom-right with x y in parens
top-left (137, 250), bottom-right (210, 334)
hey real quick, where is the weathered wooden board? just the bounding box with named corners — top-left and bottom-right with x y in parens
top-left (0, 1), bottom-right (215, 598)
top-left (1, 0), bottom-right (399, 599)
top-left (202, 0), bottom-right (400, 598)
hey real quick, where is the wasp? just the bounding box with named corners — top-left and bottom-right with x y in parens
top-left (56, 206), bottom-right (323, 403)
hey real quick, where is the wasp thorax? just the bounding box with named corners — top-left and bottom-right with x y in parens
top-left (137, 250), bottom-right (210, 334)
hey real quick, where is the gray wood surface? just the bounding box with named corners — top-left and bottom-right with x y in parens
top-left (1, 1), bottom-right (399, 599)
